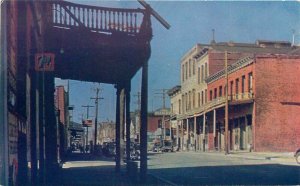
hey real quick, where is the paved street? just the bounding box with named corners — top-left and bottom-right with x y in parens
top-left (148, 152), bottom-right (300, 185)
top-left (57, 152), bottom-right (300, 185)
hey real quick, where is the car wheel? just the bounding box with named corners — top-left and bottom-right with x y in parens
top-left (296, 152), bottom-right (300, 164)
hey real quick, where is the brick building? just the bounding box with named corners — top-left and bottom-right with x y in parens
top-left (206, 54), bottom-right (300, 152)
top-left (54, 86), bottom-right (70, 158)
top-left (170, 40), bottom-right (300, 152)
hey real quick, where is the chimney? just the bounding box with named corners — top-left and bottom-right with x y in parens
top-left (211, 29), bottom-right (216, 44)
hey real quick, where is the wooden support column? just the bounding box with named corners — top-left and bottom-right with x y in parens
top-left (115, 85), bottom-right (121, 172)
top-left (213, 109), bottom-right (216, 151)
top-left (30, 70), bottom-right (38, 185)
top-left (176, 122), bottom-right (179, 150)
top-left (120, 88), bottom-right (125, 166)
top-left (194, 116), bottom-right (197, 151)
top-left (203, 113), bottom-right (206, 152)
top-left (125, 82), bottom-right (131, 164)
top-left (44, 73), bottom-right (58, 183)
top-left (181, 120), bottom-right (184, 150)
top-left (186, 118), bottom-right (189, 151)
top-left (213, 110), bottom-right (216, 137)
top-left (140, 60), bottom-right (148, 181)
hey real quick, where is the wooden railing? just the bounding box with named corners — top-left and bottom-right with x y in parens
top-left (50, 1), bottom-right (145, 34)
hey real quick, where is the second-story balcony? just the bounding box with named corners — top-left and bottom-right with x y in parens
top-left (37, 0), bottom-right (152, 84)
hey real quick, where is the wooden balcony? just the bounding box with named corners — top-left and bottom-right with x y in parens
top-left (42, 0), bottom-right (152, 84)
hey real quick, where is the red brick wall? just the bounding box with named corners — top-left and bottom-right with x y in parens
top-left (207, 62), bottom-right (254, 100)
top-left (208, 51), bottom-right (249, 76)
top-left (255, 55), bottom-right (300, 152)
top-left (55, 86), bottom-right (66, 124)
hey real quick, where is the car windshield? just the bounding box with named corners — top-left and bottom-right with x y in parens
top-left (164, 141), bottom-right (172, 146)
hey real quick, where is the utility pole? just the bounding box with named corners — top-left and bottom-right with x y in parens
top-left (155, 89), bottom-right (168, 141)
top-left (82, 105), bottom-right (94, 152)
top-left (225, 51), bottom-right (229, 155)
top-left (90, 87), bottom-right (103, 150)
top-left (134, 92), bottom-right (141, 142)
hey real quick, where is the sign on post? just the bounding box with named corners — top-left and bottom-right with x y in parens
top-left (35, 53), bottom-right (55, 71)
top-left (82, 119), bottom-right (93, 127)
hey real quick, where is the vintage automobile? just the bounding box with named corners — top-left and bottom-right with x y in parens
top-left (295, 148), bottom-right (300, 164)
top-left (161, 140), bottom-right (174, 152)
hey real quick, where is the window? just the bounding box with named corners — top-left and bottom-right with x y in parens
top-left (188, 91), bottom-right (191, 110)
top-left (182, 95), bottom-right (185, 113)
top-left (158, 119), bottom-right (162, 128)
top-left (185, 62), bottom-right (188, 80)
top-left (185, 93), bottom-right (188, 111)
top-left (192, 90), bottom-right (195, 108)
top-left (171, 103), bottom-right (174, 113)
top-left (198, 92), bottom-right (200, 107)
top-left (214, 88), bottom-right (217, 99)
top-left (205, 89), bottom-right (207, 103)
top-left (248, 72), bottom-right (253, 92)
top-left (235, 78), bottom-right (239, 95)
top-left (179, 99), bottom-right (181, 114)
top-left (242, 75), bottom-right (245, 94)
top-left (182, 65), bottom-right (184, 82)
top-left (201, 65), bottom-right (204, 83)
top-left (201, 91), bottom-right (204, 105)
top-left (205, 63), bottom-right (208, 78)
top-left (189, 60), bottom-right (191, 77)
top-left (230, 81), bottom-right (233, 97)
top-left (193, 60), bottom-right (195, 75)
top-left (219, 86), bottom-right (223, 97)
top-left (210, 90), bottom-right (213, 101)
top-left (198, 67), bottom-right (200, 84)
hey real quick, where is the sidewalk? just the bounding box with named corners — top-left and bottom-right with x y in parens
top-left (186, 150), bottom-right (298, 164)
top-left (227, 151), bottom-right (296, 164)
top-left (57, 153), bottom-right (171, 186)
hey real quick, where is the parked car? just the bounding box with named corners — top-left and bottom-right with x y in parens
top-left (294, 148), bottom-right (300, 164)
top-left (102, 142), bottom-right (116, 157)
top-left (152, 142), bottom-right (162, 152)
top-left (161, 140), bottom-right (174, 152)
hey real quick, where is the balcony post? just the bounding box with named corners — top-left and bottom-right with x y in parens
top-left (115, 85), bottom-right (121, 172)
top-left (203, 113), bottom-right (206, 152)
top-left (186, 118), bottom-right (189, 151)
top-left (140, 59), bottom-right (148, 182)
top-left (194, 116), bottom-right (197, 151)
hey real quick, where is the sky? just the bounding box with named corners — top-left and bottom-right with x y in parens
top-left (55, 0), bottom-right (300, 124)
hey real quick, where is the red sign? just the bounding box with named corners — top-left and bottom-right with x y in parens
top-left (83, 119), bottom-right (93, 127)
top-left (35, 53), bottom-right (55, 71)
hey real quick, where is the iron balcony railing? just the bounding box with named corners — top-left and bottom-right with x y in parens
top-left (50, 1), bottom-right (145, 34)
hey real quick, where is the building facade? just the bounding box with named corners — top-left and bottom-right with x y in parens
top-left (170, 40), bottom-right (300, 152)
